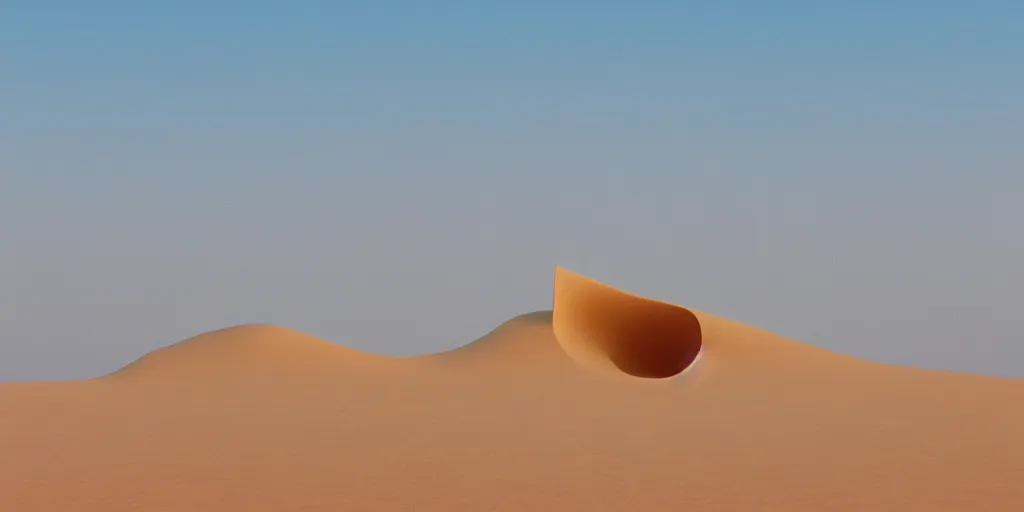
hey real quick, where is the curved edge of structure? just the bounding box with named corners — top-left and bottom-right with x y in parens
top-left (551, 266), bottom-right (702, 379)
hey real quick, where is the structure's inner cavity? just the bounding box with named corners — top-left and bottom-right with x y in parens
top-left (552, 267), bottom-right (702, 379)
top-left (602, 304), bottom-right (702, 378)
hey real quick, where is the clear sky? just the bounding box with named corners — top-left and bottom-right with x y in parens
top-left (2, 4), bottom-right (1022, 381)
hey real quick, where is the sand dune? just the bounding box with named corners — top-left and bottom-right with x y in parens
top-left (3, 266), bottom-right (1023, 510)
top-left (105, 324), bottom-right (395, 380)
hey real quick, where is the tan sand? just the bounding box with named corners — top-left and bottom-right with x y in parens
top-left (2, 266), bottom-right (1023, 510)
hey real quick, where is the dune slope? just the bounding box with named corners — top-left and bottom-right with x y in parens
top-left (2, 267), bottom-right (1023, 511)
top-left (105, 323), bottom-right (393, 380)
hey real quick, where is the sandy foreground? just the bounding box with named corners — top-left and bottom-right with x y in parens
top-left (2, 267), bottom-right (1022, 511)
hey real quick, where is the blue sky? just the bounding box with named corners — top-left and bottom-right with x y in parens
top-left (2, 4), bottom-right (1022, 381)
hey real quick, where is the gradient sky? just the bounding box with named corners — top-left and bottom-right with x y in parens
top-left (2, 4), bottom-right (1022, 382)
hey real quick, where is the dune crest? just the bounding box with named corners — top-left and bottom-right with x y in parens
top-left (552, 266), bottom-right (702, 379)
top-left (94, 268), bottom-right (838, 382)
top-left (104, 324), bottom-right (391, 380)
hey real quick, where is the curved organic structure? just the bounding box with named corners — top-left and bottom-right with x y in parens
top-left (552, 266), bottom-right (702, 378)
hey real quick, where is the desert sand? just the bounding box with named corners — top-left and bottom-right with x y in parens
top-left (2, 266), bottom-right (1023, 510)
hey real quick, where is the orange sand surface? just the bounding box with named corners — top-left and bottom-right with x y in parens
top-left (3, 267), bottom-right (1023, 510)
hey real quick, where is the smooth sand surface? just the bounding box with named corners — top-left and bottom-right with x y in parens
top-left (3, 266), bottom-right (1023, 510)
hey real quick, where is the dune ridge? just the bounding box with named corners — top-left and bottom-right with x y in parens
top-left (90, 266), bottom-right (848, 382)
top-left (3, 267), bottom-right (1024, 511)
top-left (104, 323), bottom-right (395, 381)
